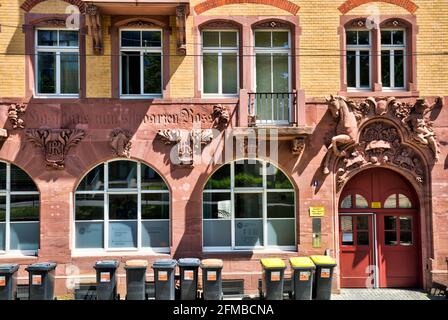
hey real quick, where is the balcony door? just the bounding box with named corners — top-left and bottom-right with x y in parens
top-left (254, 30), bottom-right (291, 125)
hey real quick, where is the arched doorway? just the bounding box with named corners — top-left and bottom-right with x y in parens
top-left (338, 168), bottom-right (421, 288)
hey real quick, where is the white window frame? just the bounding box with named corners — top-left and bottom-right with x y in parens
top-left (346, 29), bottom-right (372, 91)
top-left (73, 160), bottom-right (170, 254)
top-left (119, 29), bottom-right (163, 99)
top-left (202, 159), bottom-right (296, 252)
top-left (0, 163), bottom-right (40, 256)
top-left (381, 29), bottom-right (406, 90)
top-left (35, 28), bottom-right (80, 98)
top-left (201, 30), bottom-right (239, 98)
top-left (253, 30), bottom-right (292, 125)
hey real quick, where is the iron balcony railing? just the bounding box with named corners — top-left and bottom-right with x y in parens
top-left (247, 91), bottom-right (297, 126)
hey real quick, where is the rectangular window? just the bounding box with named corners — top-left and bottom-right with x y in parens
top-left (381, 30), bottom-right (406, 89)
top-left (346, 30), bottom-right (371, 90)
top-left (120, 30), bottom-right (163, 97)
top-left (35, 29), bottom-right (79, 96)
top-left (202, 31), bottom-right (238, 96)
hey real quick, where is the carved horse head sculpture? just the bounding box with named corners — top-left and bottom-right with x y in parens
top-left (322, 95), bottom-right (360, 174)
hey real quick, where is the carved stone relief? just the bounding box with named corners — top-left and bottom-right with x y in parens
top-left (292, 137), bottom-right (306, 155)
top-left (26, 128), bottom-right (86, 169)
top-left (322, 95), bottom-right (443, 188)
top-left (157, 128), bottom-right (213, 166)
top-left (335, 121), bottom-right (424, 190)
top-left (212, 104), bottom-right (229, 126)
top-left (86, 4), bottom-right (103, 55)
top-left (7, 103), bottom-right (27, 129)
top-left (110, 128), bottom-right (132, 158)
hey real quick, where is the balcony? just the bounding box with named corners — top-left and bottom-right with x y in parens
top-left (247, 91), bottom-right (298, 126)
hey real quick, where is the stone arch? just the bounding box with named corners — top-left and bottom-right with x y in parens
top-left (194, 0), bottom-right (300, 15)
top-left (338, 0), bottom-right (418, 14)
top-left (21, 0), bottom-right (86, 13)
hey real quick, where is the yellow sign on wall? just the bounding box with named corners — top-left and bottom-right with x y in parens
top-left (371, 202), bottom-right (381, 209)
top-left (309, 207), bottom-right (325, 217)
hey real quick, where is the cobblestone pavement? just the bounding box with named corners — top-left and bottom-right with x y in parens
top-left (331, 288), bottom-right (444, 300)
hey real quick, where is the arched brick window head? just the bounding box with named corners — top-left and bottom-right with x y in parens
top-left (21, 0), bottom-right (86, 12)
top-left (338, 0), bottom-right (418, 14)
top-left (194, 0), bottom-right (300, 15)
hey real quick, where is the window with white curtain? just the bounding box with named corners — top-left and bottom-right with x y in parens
top-left (202, 30), bottom-right (239, 96)
top-left (203, 159), bottom-right (296, 251)
top-left (0, 162), bottom-right (39, 255)
top-left (74, 160), bottom-right (170, 252)
top-left (35, 29), bottom-right (79, 96)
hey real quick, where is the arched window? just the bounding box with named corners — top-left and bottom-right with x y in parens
top-left (384, 193), bottom-right (413, 208)
top-left (340, 194), bottom-right (369, 209)
top-left (74, 160), bottom-right (169, 252)
top-left (203, 159), bottom-right (296, 251)
top-left (0, 162), bottom-right (39, 254)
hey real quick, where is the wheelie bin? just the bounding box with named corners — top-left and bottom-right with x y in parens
top-left (200, 259), bottom-right (223, 300)
top-left (152, 259), bottom-right (177, 300)
top-left (0, 264), bottom-right (19, 300)
top-left (94, 260), bottom-right (119, 300)
top-left (310, 255), bottom-right (337, 300)
top-left (178, 258), bottom-right (200, 300)
top-left (125, 260), bottom-right (148, 300)
top-left (26, 262), bottom-right (57, 300)
top-left (260, 258), bottom-right (286, 300)
top-left (289, 257), bottom-right (315, 300)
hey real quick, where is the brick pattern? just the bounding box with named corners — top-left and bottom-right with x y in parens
top-left (338, 0), bottom-right (419, 14)
top-left (194, 0), bottom-right (300, 15)
top-left (20, 0), bottom-right (85, 13)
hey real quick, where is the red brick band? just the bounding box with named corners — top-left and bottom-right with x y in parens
top-left (338, 0), bottom-right (418, 14)
top-left (21, 0), bottom-right (86, 13)
top-left (194, 0), bottom-right (300, 15)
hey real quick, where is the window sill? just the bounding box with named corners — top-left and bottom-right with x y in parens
top-left (34, 95), bottom-right (79, 99)
top-left (72, 249), bottom-right (170, 257)
top-left (0, 252), bottom-right (38, 259)
top-left (120, 95), bottom-right (162, 100)
top-left (339, 89), bottom-right (419, 98)
top-left (203, 247), bottom-right (297, 254)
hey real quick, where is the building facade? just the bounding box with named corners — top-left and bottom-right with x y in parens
top-left (0, 0), bottom-right (447, 295)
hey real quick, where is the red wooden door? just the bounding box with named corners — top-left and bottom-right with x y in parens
top-left (339, 215), bottom-right (375, 288)
top-left (339, 168), bottom-right (421, 288)
top-left (377, 211), bottom-right (420, 287)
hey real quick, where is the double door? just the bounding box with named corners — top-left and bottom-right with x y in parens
top-left (339, 212), bottom-right (420, 288)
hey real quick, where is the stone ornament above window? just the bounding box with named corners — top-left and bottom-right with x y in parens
top-left (110, 128), bottom-right (132, 158)
top-left (322, 95), bottom-right (443, 188)
top-left (212, 105), bottom-right (230, 127)
top-left (26, 128), bottom-right (86, 169)
top-left (157, 128), bottom-right (213, 166)
top-left (6, 103), bottom-right (27, 129)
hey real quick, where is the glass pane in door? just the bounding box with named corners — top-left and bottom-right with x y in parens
top-left (255, 53), bottom-right (271, 121)
top-left (272, 54), bottom-right (289, 121)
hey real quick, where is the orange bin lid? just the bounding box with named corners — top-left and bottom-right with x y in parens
top-left (125, 260), bottom-right (148, 267)
top-left (201, 259), bottom-right (223, 268)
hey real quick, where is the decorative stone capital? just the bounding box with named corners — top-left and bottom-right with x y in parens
top-left (212, 104), bottom-right (230, 127)
top-left (292, 137), bottom-right (306, 155)
top-left (26, 128), bottom-right (86, 169)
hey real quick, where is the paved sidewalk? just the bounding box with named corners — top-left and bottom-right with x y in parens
top-left (331, 288), bottom-right (443, 300)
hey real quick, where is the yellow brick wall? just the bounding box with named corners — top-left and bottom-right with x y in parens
top-left (86, 16), bottom-right (111, 98)
top-left (0, 0), bottom-right (25, 97)
top-left (169, 16), bottom-right (195, 98)
top-left (0, 0), bottom-right (447, 99)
